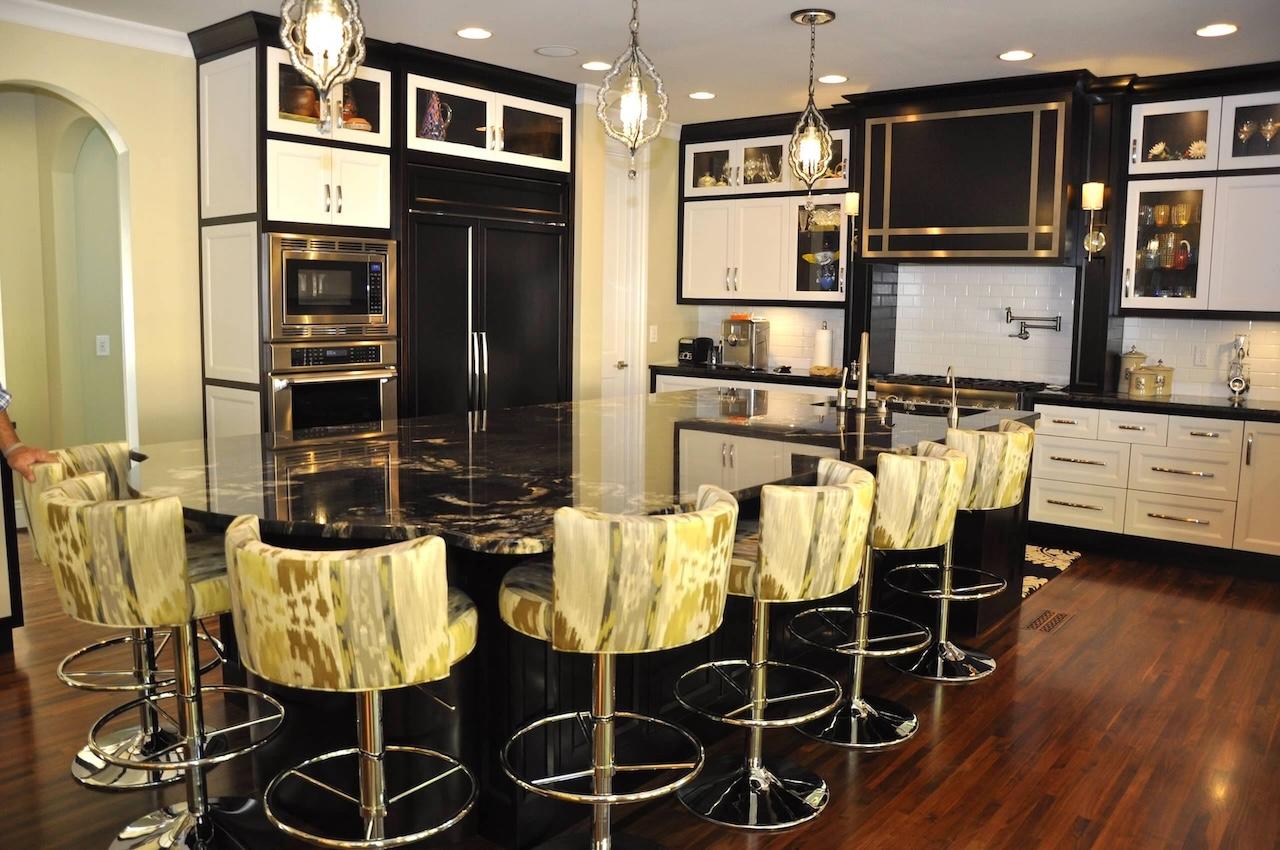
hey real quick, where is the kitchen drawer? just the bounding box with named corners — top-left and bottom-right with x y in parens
top-left (1166, 416), bottom-right (1243, 456)
top-left (1124, 491), bottom-right (1236, 548)
top-left (1034, 405), bottom-right (1099, 439)
top-left (1033, 435), bottom-right (1130, 488)
top-left (1029, 479), bottom-right (1126, 533)
top-left (1098, 409), bottom-right (1168, 446)
top-left (1128, 444), bottom-right (1240, 500)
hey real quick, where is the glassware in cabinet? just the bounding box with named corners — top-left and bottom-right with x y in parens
top-left (789, 194), bottom-right (846, 302)
top-left (1219, 91), bottom-right (1280, 170)
top-left (1122, 178), bottom-right (1217, 310)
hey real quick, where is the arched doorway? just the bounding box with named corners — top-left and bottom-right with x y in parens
top-left (0, 82), bottom-right (138, 482)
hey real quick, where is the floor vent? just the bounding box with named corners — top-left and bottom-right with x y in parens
top-left (1025, 610), bottom-right (1073, 633)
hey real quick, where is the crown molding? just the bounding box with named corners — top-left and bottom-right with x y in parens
top-left (0, 0), bottom-right (193, 58)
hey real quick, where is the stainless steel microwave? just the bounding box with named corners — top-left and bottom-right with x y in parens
top-left (264, 233), bottom-right (397, 340)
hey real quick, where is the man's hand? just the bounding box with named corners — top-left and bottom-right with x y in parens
top-left (8, 446), bottom-right (57, 483)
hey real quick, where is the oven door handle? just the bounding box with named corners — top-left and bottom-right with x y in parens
top-left (271, 368), bottom-right (397, 390)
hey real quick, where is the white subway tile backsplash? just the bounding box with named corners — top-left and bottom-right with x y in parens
top-left (893, 264), bottom-right (1076, 385)
top-left (697, 305), bottom-right (845, 373)
top-left (1122, 317), bottom-right (1280, 400)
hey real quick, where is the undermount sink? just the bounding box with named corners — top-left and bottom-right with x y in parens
top-left (812, 400), bottom-right (987, 418)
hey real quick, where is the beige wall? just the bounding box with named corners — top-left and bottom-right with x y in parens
top-left (645, 135), bottom-right (698, 366)
top-left (0, 20), bottom-right (201, 446)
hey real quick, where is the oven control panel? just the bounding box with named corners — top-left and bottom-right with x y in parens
top-left (291, 345), bottom-right (383, 368)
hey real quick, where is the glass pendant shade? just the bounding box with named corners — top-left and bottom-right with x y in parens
top-left (788, 10), bottom-right (836, 196)
top-left (597, 0), bottom-right (668, 177)
top-left (280, 0), bottom-right (366, 130)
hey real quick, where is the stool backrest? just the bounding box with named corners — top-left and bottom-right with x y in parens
top-left (225, 515), bottom-right (456, 692)
top-left (40, 479), bottom-right (196, 628)
top-left (18, 461), bottom-right (68, 565)
top-left (752, 458), bottom-right (875, 602)
top-left (19, 442), bottom-right (135, 565)
top-left (929, 420), bottom-right (1035, 511)
top-left (872, 447), bottom-right (967, 551)
top-left (550, 485), bottom-right (739, 654)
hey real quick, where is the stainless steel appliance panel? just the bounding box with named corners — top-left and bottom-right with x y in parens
top-left (265, 233), bottom-right (397, 340)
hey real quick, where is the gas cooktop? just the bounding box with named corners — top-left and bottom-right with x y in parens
top-left (876, 374), bottom-right (1048, 393)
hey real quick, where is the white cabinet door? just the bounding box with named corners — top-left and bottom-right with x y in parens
top-left (204, 385), bottom-right (266, 516)
top-left (1097, 409), bottom-right (1168, 446)
top-left (493, 93), bottom-right (571, 172)
top-left (1125, 491), bottom-right (1235, 548)
top-left (678, 428), bottom-right (729, 500)
top-left (405, 75), bottom-right (498, 160)
top-left (330, 148), bottom-right (390, 229)
top-left (199, 48), bottom-right (257, 219)
top-left (1233, 422), bottom-right (1280, 555)
top-left (1129, 97), bottom-right (1222, 174)
top-left (1217, 91), bottom-right (1280, 171)
top-left (1128, 444), bottom-right (1240, 501)
top-left (732, 198), bottom-right (788, 300)
top-left (682, 201), bottom-right (735, 299)
top-left (266, 139), bottom-right (332, 225)
top-left (685, 140), bottom-right (742, 197)
top-left (201, 222), bottom-right (260, 384)
top-left (1207, 175), bottom-right (1280, 311)
top-left (1121, 177), bottom-right (1216, 310)
top-left (1034, 405), bottom-right (1100, 439)
top-left (726, 435), bottom-right (786, 491)
top-left (1033, 435), bottom-right (1131, 488)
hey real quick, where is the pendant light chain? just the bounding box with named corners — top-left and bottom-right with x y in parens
top-left (807, 20), bottom-right (817, 104)
top-left (787, 9), bottom-right (835, 202)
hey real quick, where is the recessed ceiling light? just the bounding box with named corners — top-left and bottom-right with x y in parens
top-left (1196, 22), bottom-right (1238, 37)
top-left (535, 46), bottom-right (578, 58)
top-left (818, 74), bottom-right (848, 84)
top-left (998, 49), bottom-right (1035, 62)
top-left (581, 60), bottom-right (612, 71)
top-left (689, 91), bottom-right (716, 100)
top-left (456, 27), bottom-right (492, 40)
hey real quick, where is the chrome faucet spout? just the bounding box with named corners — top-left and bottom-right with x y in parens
top-left (946, 367), bottom-right (960, 429)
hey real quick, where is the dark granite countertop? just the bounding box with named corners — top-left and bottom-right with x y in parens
top-left (1029, 389), bottom-right (1280, 423)
top-left (649, 362), bottom-right (844, 389)
top-left (137, 389), bottom-right (1035, 556)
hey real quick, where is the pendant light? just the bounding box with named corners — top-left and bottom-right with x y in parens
top-left (280, 0), bottom-right (367, 132)
top-left (788, 9), bottom-right (836, 206)
top-left (597, 0), bottom-right (668, 178)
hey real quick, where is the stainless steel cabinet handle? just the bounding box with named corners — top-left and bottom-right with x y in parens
top-left (1051, 418), bottom-right (1079, 425)
top-left (1189, 430), bottom-right (1220, 438)
top-left (486, 126), bottom-right (494, 149)
top-left (1130, 139), bottom-right (1138, 164)
top-left (839, 268), bottom-right (845, 293)
top-left (1049, 455), bottom-right (1106, 466)
top-left (725, 267), bottom-right (731, 291)
top-left (1047, 499), bottom-right (1103, 511)
top-left (733, 268), bottom-right (740, 291)
top-left (721, 443), bottom-right (728, 467)
top-left (1147, 512), bottom-right (1209, 526)
top-left (336, 184), bottom-right (343, 214)
top-left (1124, 268), bottom-right (1132, 299)
top-left (1246, 433), bottom-right (1254, 465)
top-left (324, 183), bottom-right (332, 213)
top-left (496, 126), bottom-right (505, 151)
top-left (1151, 466), bottom-right (1214, 478)
top-left (1118, 424), bottom-right (1146, 431)
top-left (480, 331), bottom-right (490, 409)
top-left (729, 444), bottom-right (735, 468)
top-left (734, 165), bottom-right (741, 186)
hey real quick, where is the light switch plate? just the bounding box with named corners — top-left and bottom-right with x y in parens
top-left (95, 335), bottom-right (110, 357)
top-left (1192, 344), bottom-right (1207, 367)
top-left (649, 325), bottom-right (658, 343)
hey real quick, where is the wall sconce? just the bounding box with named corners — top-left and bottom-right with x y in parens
top-left (1081, 181), bottom-right (1106, 259)
top-left (844, 191), bottom-right (860, 253)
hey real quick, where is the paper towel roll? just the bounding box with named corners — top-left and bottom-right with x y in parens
top-left (812, 322), bottom-right (833, 369)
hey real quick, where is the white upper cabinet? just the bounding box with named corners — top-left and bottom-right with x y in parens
top-left (681, 198), bottom-right (789, 301)
top-left (329, 148), bottom-right (391, 229)
top-left (681, 201), bottom-right (735, 299)
top-left (1121, 177), bottom-right (1216, 310)
top-left (405, 74), bottom-right (570, 172)
top-left (785, 194), bottom-right (846, 303)
top-left (265, 47), bottom-right (392, 148)
top-left (266, 139), bottom-right (390, 229)
top-left (1129, 97), bottom-right (1222, 174)
top-left (684, 129), bottom-right (849, 197)
top-left (199, 48), bottom-right (257, 219)
top-left (1218, 91), bottom-right (1280, 171)
top-left (1207, 174), bottom-right (1280, 311)
top-left (201, 222), bottom-right (260, 384)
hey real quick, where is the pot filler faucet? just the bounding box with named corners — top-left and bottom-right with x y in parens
top-left (946, 366), bottom-right (960, 429)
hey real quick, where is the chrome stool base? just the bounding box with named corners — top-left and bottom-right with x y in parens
top-left (677, 755), bottom-right (828, 830)
top-left (72, 725), bottom-right (185, 790)
top-left (533, 834), bottom-right (667, 850)
top-left (109, 799), bottom-right (260, 850)
top-left (799, 694), bottom-right (919, 749)
top-left (264, 746), bottom-right (477, 850)
top-left (892, 640), bottom-right (996, 682)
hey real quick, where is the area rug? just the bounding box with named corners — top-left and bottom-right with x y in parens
top-left (1023, 546), bottom-right (1083, 598)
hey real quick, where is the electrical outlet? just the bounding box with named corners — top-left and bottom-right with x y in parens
top-left (649, 325), bottom-right (658, 343)
top-left (1192, 344), bottom-right (1208, 367)
top-left (95, 335), bottom-right (110, 357)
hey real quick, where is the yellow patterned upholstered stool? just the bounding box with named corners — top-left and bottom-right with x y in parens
top-left (886, 420), bottom-right (1035, 681)
top-left (790, 447), bottom-right (966, 747)
top-left (38, 476), bottom-right (284, 849)
top-left (19, 442), bottom-right (221, 792)
top-left (673, 459), bottom-right (874, 829)
top-left (225, 515), bottom-right (478, 849)
top-left (498, 485), bottom-right (739, 850)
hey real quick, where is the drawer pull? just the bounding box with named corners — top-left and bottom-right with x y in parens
top-left (1050, 418), bottom-right (1079, 425)
top-left (1117, 424), bottom-right (1146, 432)
top-left (1189, 430), bottom-right (1220, 439)
top-left (1049, 455), bottom-right (1107, 466)
top-left (1047, 499), bottom-right (1103, 511)
top-left (1147, 512), bottom-right (1209, 526)
top-left (1150, 466), bottom-right (1214, 478)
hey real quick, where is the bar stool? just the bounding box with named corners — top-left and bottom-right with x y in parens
top-left (887, 420), bottom-right (1035, 681)
top-left (38, 474), bottom-right (285, 848)
top-left (789, 447), bottom-right (965, 747)
top-left (19, 443), bottom-right (220, 791)
top-left (499, 485), bottom-right (739, 849)
top-left (673, 459), bottom-right (874, 829)
top-left (224, 514), bottom-right (479, 849)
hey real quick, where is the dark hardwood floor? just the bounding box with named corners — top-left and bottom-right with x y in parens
top-left (4, 530), bottom-right (1278, 849)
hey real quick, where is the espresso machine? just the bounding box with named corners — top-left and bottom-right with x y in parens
top-left (721, 318), bottom-right (770, 370)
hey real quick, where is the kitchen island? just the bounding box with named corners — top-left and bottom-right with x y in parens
top-left (135, 388), bottom-right (1036, 847)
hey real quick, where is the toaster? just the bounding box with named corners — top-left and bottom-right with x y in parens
top-left (678, 337), bottom-right (715, 366)
top-left (721, 319), bottom-right (769, 370)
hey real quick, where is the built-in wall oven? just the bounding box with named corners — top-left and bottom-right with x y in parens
top-left (265, 233), bottom-right (397, 339)
top-left (267, 340), bottom-right (398, 446)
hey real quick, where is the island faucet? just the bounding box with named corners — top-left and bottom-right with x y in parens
top-left (946, 366), bottom-right (960, 429)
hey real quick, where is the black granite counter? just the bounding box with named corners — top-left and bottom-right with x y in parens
top-left (649, 362), bottom-right (843, 390)
top-left (1030, 389), bottom-right (1280, 423)
top-left (137, 389), bottom-right (1035, 556)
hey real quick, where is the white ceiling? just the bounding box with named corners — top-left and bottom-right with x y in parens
top-left (35, 0), bottom-right (1280, 123)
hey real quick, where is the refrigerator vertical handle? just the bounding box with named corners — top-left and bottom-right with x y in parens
top-left (469, 332), bottom-right (480, 412)
top-left (480, 332), bottom-right (490, 410)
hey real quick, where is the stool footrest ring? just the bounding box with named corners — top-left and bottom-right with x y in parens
top-left (788, 607), bottom-right (932, 658)
top-left (674, 660), bottom-right (842, 728)
top-left (502, 710), bottom-right (703, 806)
top-left (884, 563), bottom-right (1009, 601)
top-left (89, 685), bottom-right (284, 771)
top-left (57, 627), bottom-right (222, 692)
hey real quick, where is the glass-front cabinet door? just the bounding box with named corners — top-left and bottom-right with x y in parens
top-left (811, 128), bottom-right (851, 191)
top-left (406, 75), bottom-right (495, 156)
top-left (1219, 91), bottom-right (1280, 170)
top-left (788, 194), bottom-right (846, 302)
top-left (738, 136), bottom-right (789, 194)
top-left (266, 47), bottom-right (391, 147)
top-left (494, 94), bottom-right (571, 172)
top-left (1129, 97), bottom-right (1221, 174)
top-left (1122, 177), bottom-right (1217, 310)
top-left (685, 140), bottom-right (740, 197)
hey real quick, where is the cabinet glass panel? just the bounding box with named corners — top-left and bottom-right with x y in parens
top-left (741, 143), bottom-right (786, 188)
top-left (1138, 110), bottom-right (1211, 166)
top-left (414, 88), bottom-right (488, 149)
top-left (276, 61), bottom-right (322, 126)
top-left (1130, 188), bottom-right (1207, 300)
top-left (338, 76), bottom-right (383, 137)
top-left (794, 202), bottom-right (843, 294)
top-left (500, 105), bottom-right (564, 161)
top-left (822, 136), bottom-right (846, 182)
top-left (690, 147), bottom-right (734, 190)
top-left (1226, 100), bottom-right (1280, 160)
